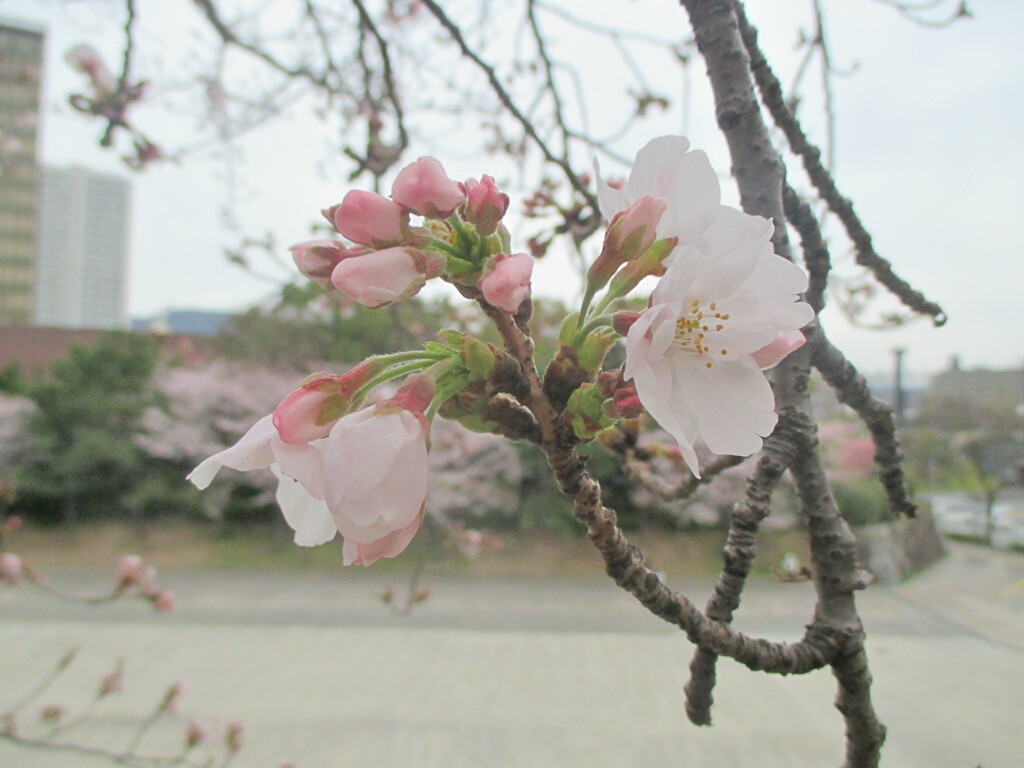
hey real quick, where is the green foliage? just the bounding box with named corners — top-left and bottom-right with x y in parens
top-left (12, 333), bottom-right (169, 524)
top-left (211, 289), bottom-right (457, 369)
top-left (0, 362), bottom-right (23, 394)
top-left (832, 478), bottom-right (891, 528)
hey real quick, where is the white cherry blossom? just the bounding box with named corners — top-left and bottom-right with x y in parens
top-left (624, 227), bottom-right (814, 476)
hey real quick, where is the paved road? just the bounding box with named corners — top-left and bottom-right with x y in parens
top-left (1, 541), bottom-right (1021, 767)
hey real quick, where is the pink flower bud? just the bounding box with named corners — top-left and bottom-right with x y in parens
top-left (479, 252), bottom-right (533, 314)
top-left (273, 363), bottom-right (385, 445)
top-left (612, 311), bottom-right (641, 336)
top-left (160, 680), bottom-right (190, 714)
top-left (66, 44), bottom-right (116, 95)
top-left (99, 659), bottom-right (125, 697)
top-left (751, 330), bottom-right (806, 370)
top-left (325, 190), bottom-right (409, 248)
top-left (587, 195), bottom-right (666, 289)
top-left (331, 247), bottom-right (430, 308)
top-left (185, 720), bottom-right (209, 748)
top-left (290, 240), bottom-right (366, 284)
top-left (464, 175), bottom-right (509, 235)
top-left (391, 156), bottom-right (466, 219)
top-left (117, 554), bottom-right (144, 587)
top-left (226, 720), bottom-right (245, 752)
top-left (0, 553), bottom-right (23, 584)
top-left (152, 589), bottom-right (177, 613)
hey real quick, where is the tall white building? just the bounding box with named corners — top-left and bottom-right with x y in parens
top-left (34, 166), bottom-right (131, 329)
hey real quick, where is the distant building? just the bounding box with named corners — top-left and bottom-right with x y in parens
top-left (131, 309), bottom-right (234, 336)
top-left (34, 166), bottom-right (131, 329)
top-left (0, 18), bottom-right (45, 324)
top-left (928, 356), bottom-right (1024, 409)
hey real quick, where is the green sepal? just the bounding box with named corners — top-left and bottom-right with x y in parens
top-left (444, 256), bottom-right (479, 282)
top-left (565, 382), bottom-right (616, 440)
top-left (576, 331), bottom-right (617, 376)
top-left (317, 393), bottom-right (353, 425)
top-left (424, 340), bottom-right (457, 356)
top-left (436, 329), bottom-right (466, 348)
top-left (461, 336), bottom-right (496, 382)
top-left (559, 312), bottom-right (581, 345)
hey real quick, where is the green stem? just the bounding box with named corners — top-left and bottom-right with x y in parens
top-left (571, 314), bottom-right (615, 346)
top-left (446, 214), bottom-right (474, 256)
top-left (353, 360), bottom-right (440, 406)
top-left (426, 238), bottom-right (464, 259)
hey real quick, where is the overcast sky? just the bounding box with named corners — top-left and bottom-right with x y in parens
top-left (2, 0), bottom-right (1021, 384)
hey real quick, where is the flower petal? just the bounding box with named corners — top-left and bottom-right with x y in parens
top-left (625, 136), bottom-right (693, 200)
top-left (186, 415), bottom-right (275, 489)
top-left (342, 513), bottom-right (422, 566)
top-left (685, 356), bottom-right (777, 457)
top-left (272, 466), bottom-right (337, 546)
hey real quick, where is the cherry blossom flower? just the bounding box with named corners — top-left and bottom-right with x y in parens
top-left (479, 252), bottom-right (534, 313)
top-left (391, 156), bottom-right (466, 218)
top-left (188, 376), bottom-right (433, 564)
top-left (187, 415), bottom-right (336, 546)
top-left (322, 381), bottom-right (431, 551)
top-left (623, 227), bottom-right (814, 476)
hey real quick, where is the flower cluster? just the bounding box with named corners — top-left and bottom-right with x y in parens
top-left (190, 136), bottom-right (812, 563)
top-left (290, 157), bottom-right (529, 314)
top-left (592, 136), bottom-right (813, 475)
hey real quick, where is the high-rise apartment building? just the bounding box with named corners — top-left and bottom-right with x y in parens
top-left (34, 166), bottom-right (131, 329)
top-left (0, 18), bottom-right (45, 324)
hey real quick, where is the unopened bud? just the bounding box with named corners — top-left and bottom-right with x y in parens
top-left (226, 720), bottom-right (245, 752)
top-left (463, 175), bottom-right (509, 235)
top-left (391, 156), bottom-right (466, 219)
top-left (587, 195), bottom-right (666, 292)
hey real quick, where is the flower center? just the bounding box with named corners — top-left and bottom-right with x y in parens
top-left (674, 299), bottom-right (730, 368)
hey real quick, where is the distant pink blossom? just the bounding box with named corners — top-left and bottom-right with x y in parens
top-left (0, 552), bottom-right (23, 584)
top-left (325, 190), bottom-right (409, 248)
top-left (117, 554), bottom-right (144, 587)
top-left (391, 156), bottom-right (466, 218)
top-left (152, 589), bottom-right (178, 613)
top-left (66, 44), bottom-right (116, 95)
top-left (479, 252), bottom-right (534, 313)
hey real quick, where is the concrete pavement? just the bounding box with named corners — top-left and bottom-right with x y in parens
top-left (1, 541), bottom-right (1021, 767)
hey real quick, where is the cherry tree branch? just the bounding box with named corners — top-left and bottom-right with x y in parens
top-left (678, 2), bottom-right (887, 763)
top-left (418, 0), bottom-right (600, 236)
top-left (734, 0), bottom-right (947, 326)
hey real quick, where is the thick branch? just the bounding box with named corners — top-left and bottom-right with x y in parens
top-left (808, 327), bottom-right (917, 517)
top-left (784, 183), bottom-right (831, 314)
top-left (680, 2), bottom-right (887, 763)
top-left (684, 407), bottom-right (804, 724)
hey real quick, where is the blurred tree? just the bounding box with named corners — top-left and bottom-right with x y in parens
top-left (12, 333), bottom-right (163, 525)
